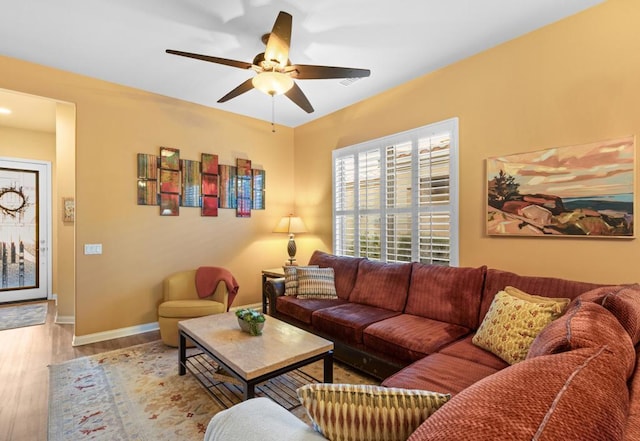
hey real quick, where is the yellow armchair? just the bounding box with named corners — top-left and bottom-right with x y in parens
top-left (158, 269), bottom-right (229, 347)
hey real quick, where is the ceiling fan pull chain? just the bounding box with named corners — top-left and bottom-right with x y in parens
top-left (271, 94), bottom-right (276, 133)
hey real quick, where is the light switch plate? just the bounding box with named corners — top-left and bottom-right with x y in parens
top-left (84, 244), bottom-right (102, 255)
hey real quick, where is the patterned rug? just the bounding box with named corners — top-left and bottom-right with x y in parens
top-left (48, 340), bottom-right (377, 440)
top-left (0, 302), bottom-right (47, 331)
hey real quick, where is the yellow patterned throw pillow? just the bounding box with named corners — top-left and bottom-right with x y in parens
top-left (472, 286), bottom-right (570, 365)
top-left (297, 383), bottom-right (450, 441)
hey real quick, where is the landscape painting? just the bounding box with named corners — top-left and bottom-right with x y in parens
top-left (487, 137), bottom-right (634, 237)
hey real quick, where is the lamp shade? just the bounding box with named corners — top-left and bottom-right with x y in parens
top-left (252, 71), bottom-right (294, 96)
top-left (273, 215), bottom-right (307, 234)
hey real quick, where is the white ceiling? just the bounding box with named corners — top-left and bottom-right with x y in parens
top-left (0, 0), bottom-right (603, 130)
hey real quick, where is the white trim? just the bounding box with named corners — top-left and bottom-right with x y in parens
top-left (50, 294), bottom-right (75, 323)
top-left (72, 321), bottom-right (160, 346)
top-left (229, 302), bottom-right (262, 312)
top-left (55, 315), bottom-right (75, 325)
top-left (71, 303), bottom-right (262, 346)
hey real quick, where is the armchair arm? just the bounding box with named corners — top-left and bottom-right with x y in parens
top-left (265, 277), bottom-right (285, 315)
top-left (210, 281), bottom-right (229, 310)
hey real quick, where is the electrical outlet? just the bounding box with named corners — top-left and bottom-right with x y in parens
top-left (84, 244), bottom-right (102, 255)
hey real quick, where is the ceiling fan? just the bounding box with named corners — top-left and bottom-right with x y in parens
top-left (166, 11), bottom-right (370, 114)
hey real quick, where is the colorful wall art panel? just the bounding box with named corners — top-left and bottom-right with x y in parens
top-left (237, 159), bottom-right (252, 217)
top-left (136, 148), bottom-right (265, 217)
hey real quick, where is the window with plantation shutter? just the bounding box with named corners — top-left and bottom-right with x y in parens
top-left (332, 118), bottom-right (458, 265)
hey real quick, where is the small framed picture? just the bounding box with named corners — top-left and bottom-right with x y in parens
top-left (63, 197), bottom-right (75, 222)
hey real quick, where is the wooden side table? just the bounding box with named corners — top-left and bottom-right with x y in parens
top-left (261, 267), bottom-right (285, 313)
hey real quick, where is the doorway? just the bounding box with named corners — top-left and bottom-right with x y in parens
top-left (0, 158), bottom-right (51, 302)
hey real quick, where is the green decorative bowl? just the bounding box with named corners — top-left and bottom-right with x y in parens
top-left (237, 317), bottom-right (265, 336)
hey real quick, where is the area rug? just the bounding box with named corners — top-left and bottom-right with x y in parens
top-left (48, 340), bottom-right (377, 440)
top-left (0, 301), bottom-right (47, 331)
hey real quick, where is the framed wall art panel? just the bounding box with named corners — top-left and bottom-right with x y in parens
top-left (487, 136), bottom-right (635, 237)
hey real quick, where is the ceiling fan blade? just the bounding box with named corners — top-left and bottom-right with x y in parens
top-left (217, 78), bottom-right (255, 103)
top-left (264, 11), bottom-right (292, 68)
top-left (166, 49), bottom-right (252, 70)
top-left (285, 82), bottom-right (314, 113)
top-left (288, 64), bottom-right (371, 80)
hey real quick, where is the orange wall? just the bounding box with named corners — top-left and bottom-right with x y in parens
top-left (0, 56), bottom-right (296, 337)
top-left (294, 0), bottom-right (639, 285)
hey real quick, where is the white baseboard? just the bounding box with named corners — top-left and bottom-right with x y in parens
top-left (229, 302), bottom-right (262, 312)
top-left (70, 302), bottom-right (260, 347)
top-left (55, 315), bottom-right (75, 324)
top-left (72, 321), bottom-right (160, 347)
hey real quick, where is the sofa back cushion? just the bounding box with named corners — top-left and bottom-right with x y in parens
top-left (405, 264), bottom-right (486, 329)
top-left (480, 268), bottom-right (602, 326)
top-left (408, 346), bottom-right (631, 441)
top-left (308, 251), bottom-right (364, 300)
top-left (349, 260), bottom-right (413, 311)
top-left (527, 300), bottom-right (636, 378)
top-left (575, 284), bottom-right (640, 345)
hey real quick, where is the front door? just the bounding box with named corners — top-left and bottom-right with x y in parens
top-left (0, 158), bottom-right (50, 303)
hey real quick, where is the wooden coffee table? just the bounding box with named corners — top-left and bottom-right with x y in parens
top-left (178, 312), bottom-right (334, 403)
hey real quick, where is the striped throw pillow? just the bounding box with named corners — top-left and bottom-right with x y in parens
top-left (297, 383), bottom-right (450, 441)
top-left (296, 267), bottom-right (338, 299)
top-left (283, 265), bottom-right (318, 296)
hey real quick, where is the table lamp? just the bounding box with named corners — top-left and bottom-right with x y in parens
top-left (273, 215), bottom-right (307, 265)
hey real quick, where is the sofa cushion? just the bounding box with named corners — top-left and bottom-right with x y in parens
top-left (308, 251), bottom-right (364, 300)
top-left (348, 260), bottom-right (412, 312)
top-left (438, 335), bottom-right (509, 371)
top-left (381, 353), bottom-right (501, 396)
top-left (296, 267), bottom-right (338, 299)
top-left (527, 300), bottom-right (635, 377)
top-left (480, 268), bottom-right (601, 324)
top-left (284, 265), bottom-right (318, 296)
top-left (363, 314), bottom-right (470, 363)
top-left (312, 303), bottom-right (400, 346)
top-left (408, 346), bottom-right (630, 441)
top-left (625, 347), bottom-right (640, 441)
top-left (472, 288), bottom-right (569, 365)
top-left (405, 264), bottom-right (486, 329)
top-left (297, 383), bottom-right (450, 441)
top-left (576, 284), bottom-right (640, 345)
top-left (275, 296), bottom-right (347, 325)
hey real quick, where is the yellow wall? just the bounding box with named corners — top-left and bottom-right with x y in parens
top-left (294, 0), bottom-right (639, 284)
top-left (1, 0), bottom-right (637, 339)
top-left (55, 102), bottom-right (76, 321)
top-left (0, 56), bottom-right (296, 337)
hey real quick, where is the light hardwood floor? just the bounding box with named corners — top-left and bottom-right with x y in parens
top-left (0, 300), bottom-right (160, 441)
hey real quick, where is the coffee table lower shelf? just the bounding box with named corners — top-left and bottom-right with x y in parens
top-left (183, 352), bottom-right (319, 410)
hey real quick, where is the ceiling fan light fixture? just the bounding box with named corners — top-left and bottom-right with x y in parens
top-left (252, 71), bottom-right (294, 96)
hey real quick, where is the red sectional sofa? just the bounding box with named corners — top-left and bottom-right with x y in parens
top-left (265, 250), bottom-right (640, 440)
top-left (267, 250), bottom-right (599, 380)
